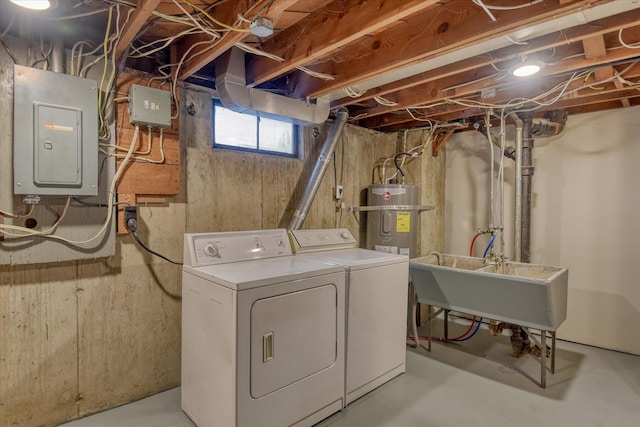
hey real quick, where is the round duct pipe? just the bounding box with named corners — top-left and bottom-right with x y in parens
top-left (288, 108), bottom-right (349, 230)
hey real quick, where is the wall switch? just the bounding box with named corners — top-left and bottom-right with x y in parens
top-left (335, 185), bottom-right (343, 200)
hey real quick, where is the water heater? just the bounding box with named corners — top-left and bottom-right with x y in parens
top-left (365, 184), bottom-right (420, 258)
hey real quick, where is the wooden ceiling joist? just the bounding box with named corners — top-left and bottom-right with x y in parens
top-left (245, 0), bottom-right (441, 87)
top-left (363, 62), bottom-right (640, 130)
top-left (176, 0), bottom-right (300, 81)
top-left (332, 9), bottom-right (640, 110)
top-left (350, 30), bottom-right (640, 125)
top-left (288, 0), bottom-right (614, 99)
top-left (115, 0), bottom-right (163, 61)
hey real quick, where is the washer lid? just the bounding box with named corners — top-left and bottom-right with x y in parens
top-left (298, 248), bottom-right (408, 270)
top-left (183, 255), bottom-right (343, 290)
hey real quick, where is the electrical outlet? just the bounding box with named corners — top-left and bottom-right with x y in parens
top-left (124, 206), bottom-right (138, 231)
top-left (335, 185), bottom-right (343, 200)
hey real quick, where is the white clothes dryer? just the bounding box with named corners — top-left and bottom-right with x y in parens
top-left (290, 228), bottom-right (409, 404)
top-left (181, 229), bottom-right (345, 427)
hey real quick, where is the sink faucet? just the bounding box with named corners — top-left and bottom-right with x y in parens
top-left (427, 251), bottom-right (442, 266)
top-left (484, 253), bottom-right (507, 271)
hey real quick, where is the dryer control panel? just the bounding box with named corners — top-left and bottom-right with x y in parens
top-left (184, 229), bottom-right (292, 267)
top-left (290, 228), bottom-right (357, 253)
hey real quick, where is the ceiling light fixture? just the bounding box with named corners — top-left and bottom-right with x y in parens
top-left (510, 58), bottom-right (545, 77)
top-left (9, 0), bottom-right (53, 10)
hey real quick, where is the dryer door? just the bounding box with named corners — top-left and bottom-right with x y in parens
top-left (250, 284), bottom-right (337, 399)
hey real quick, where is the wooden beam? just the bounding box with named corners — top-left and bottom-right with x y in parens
top-left (333, 9), bottom-right (640, 109)
top-left (351, 32), bottom-right (640, 123)
top-left (245, 0), bottom-right (441, 86)
top-left (176, 0), bottom-right (298, 80)
top-left (115, 0), bottom-right (162, 61)
top-left (366, 62), bottom-right (640, 129)
top-left (582, 35), bottom-right (612, 81)
top-left (290, 0), bottom-right (615, 99)
top-left (431, 129), bottom-right (454, 157)
top-left (613, 78), bottom-right (632, 107)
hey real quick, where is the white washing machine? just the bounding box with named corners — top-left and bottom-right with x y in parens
top-left (181, 229), bottom-right (345, 427)
top-left (290, 228), bottom-right (409, 404)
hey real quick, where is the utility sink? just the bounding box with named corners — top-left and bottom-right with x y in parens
top-left (409, 254), bottom-right (568, 331)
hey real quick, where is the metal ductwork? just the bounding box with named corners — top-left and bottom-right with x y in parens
top-left (215, 47), bottom-right (330, 125)
top-left (51, 36), bottom-right (65, 74)
top-left (288, 108), bottom-right (349, 230)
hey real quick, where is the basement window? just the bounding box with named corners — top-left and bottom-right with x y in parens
top-left (213, 100), bottom-right (298, 157)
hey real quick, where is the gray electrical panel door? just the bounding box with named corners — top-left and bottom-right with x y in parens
top-left (13, 65), bottom-right (98, 196)
top-left (34, 102), bottom-right (82, 187)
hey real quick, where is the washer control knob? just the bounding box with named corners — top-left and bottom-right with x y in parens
top-left (276, 239), bottom-right (285, 247)
top-left (203, 243), bottom-right (220, 258)
top-left (340, 231), bottom-right (350, 240)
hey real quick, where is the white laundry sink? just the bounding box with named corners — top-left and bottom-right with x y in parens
top-left (409, 255), bottom-right (568, 331)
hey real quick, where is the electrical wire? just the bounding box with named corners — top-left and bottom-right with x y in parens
top-left (100, 128), bottom-right (166, 164)
top-left (0, 203), bottom-right (34, 219)
top-left (295, 65), bottom-right (335, 81)
top-left (343, 86), bottom-right (367, 98)
top-left (172, 0), bottom-right (225, 39)
top-left (128, 27), bottom-right (201, 58)
top-left (505, 34), bottom-right (527, 45)
top-left (473, 0), bottom-right (543, 21)
top-left (0, 197), bottom-right (71, 238)
top-left (618, 28), bottom-right (640, 49)
top-left (373, 95), bottom-right (398, 106)
top-left (129, 228), bottom-right (183, 265)
top-left (378, 128), bottom-right (434, 182)
top-left (182, 0), bottom-right (250, 33)
top-left (406, 108), bottom-right (436, 122)
top-left (393, 151), bottom-right (416, 179)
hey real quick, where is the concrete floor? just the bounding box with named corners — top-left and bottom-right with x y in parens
top-left (63, 321), bottom-right (640, 427)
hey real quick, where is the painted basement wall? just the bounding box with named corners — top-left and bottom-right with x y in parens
top-left (445, 106), bottom-right (640, 356)
top-left (0, 59), bottom-right (445, 427)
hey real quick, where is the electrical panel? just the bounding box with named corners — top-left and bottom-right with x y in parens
top-left (13, 65), bottom-right (98, 196)
top-left (128, 84), bottom-right (171, 128)
top-left (34, 102), bottom-right (82, 187)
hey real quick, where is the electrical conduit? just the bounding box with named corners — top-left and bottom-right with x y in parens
top-left (509, 113), bottom-right (524, 262)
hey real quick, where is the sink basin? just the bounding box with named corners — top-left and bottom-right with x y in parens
top-left (409, 255), bottom-right (568, 331)
top-left (419, 253), bottom-right (486, 270)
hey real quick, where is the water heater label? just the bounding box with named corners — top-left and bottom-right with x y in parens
top-left (396, 212), bottom-right (410, 232)
top-left (372, 187), bottom-right (406, 196)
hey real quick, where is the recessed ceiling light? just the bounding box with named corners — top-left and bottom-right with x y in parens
top-left (9, 0), bottom-right (52, 10)
top-left (511, 59), bottom-right (545, 77)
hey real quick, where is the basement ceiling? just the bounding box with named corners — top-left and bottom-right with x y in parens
top-left (1, 0), bottom-right (640, 132)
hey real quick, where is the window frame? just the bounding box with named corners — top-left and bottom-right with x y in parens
top-left (212, 99), bottom-right (300, 158)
